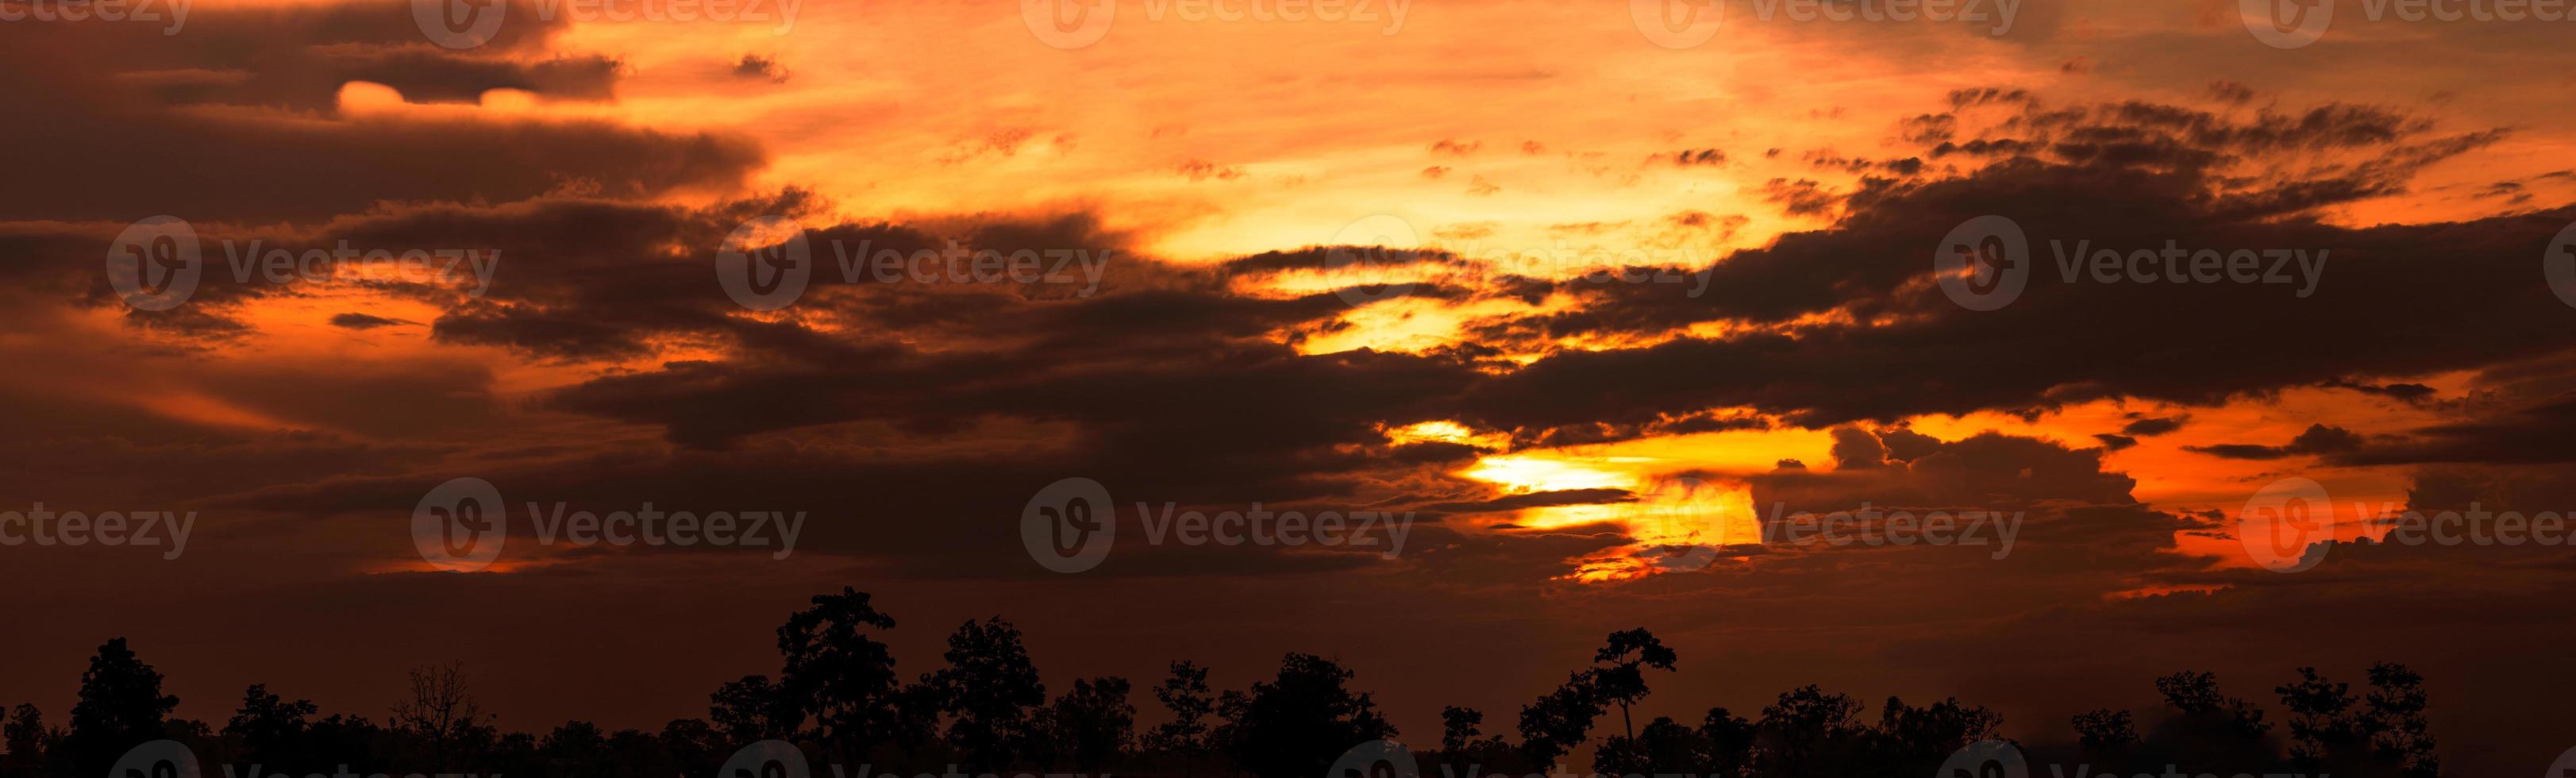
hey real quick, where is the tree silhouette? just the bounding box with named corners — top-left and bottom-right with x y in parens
top-left (1700, 707), bottom-right (1755, 776)
top-left (1753, 685), bottom-right (1865, 776)
top-left (224, 684), bottom-right (318, 772)
top-left (1863, 696), bottom-right (2002, 776)
top-left (0, 591), bottom-right (2454, 778)
top-left (1146, 661), bottom-right (1213, 777)
top-left (1, 703), bottom-right (46, 778)
top-left (2072, 707), bottom-right (2138, 751)
top-left (2276, 666), bottom-right (2362, 769)
top-left (2362, 663), bottom-right (2438, 778)
top-left (1438, 706), bottom-right (1481, 753)
top-left (1514, 672), bottom-right (1601, 769)
top-left (775, 587), bottom-right (901, 761)
top-left (921, 617), bottom-right (1046, 767)
top-left (656, 718), bottom-right (725, 777)
top-left (1212, 653), bottom-right (1393, 778)
top-left (389, 661), bottom-right (488, 772)
top-left (1589, 628), bottom-right (1677, 745)
top-left (65, 638), bottom-right (177, 778)
top-left (1035, 676), bottom-right (1132, 769)
top-left (707, 675), bottom-right (800, 743)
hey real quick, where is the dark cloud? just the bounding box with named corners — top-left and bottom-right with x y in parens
top-left (0, 2), bottom-right (759, 223)
top-left (2185, 424), bottom-right (2365, 460)
top-left (2120, 414), bottom-right (2189, 436)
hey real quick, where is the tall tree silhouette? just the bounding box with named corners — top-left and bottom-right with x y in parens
top-left (2362, 663), bottom-right (2438, 778)
top-left (921, 617), bottom-right (1046, 767)
top-left (1589, 629), bottom-right (1677, 745)
top-left (1213, 653), bottom-right (1393, 778)
top-left (65, 638), bottom-right (177, 778)
top-left (389, 662), bottom-right (488, 772)
top-left (2275, 667), bottom-right (2362, 770)
top-left (775, 587), bottom-right (902, 761)
top-left (2, 703), bottom-right (46, 778)
top-left (1146, 661), bottom-right (1213, 777)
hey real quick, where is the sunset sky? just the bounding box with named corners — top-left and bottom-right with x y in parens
top-left (6, 0), bottom-right (2576, 773)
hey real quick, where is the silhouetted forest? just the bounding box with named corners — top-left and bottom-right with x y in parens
top-left (0, 588), bottom-right (2441, 777)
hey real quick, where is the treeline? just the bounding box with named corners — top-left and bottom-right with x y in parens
top-left (0, 588), bottom-right (2441, 777)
